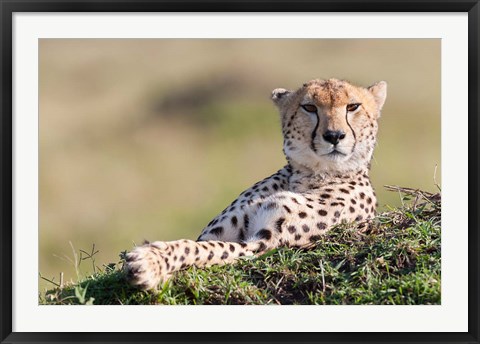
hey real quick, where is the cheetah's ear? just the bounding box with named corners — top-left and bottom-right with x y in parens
top-left (368, 81), bottom-right (387, 112)
top-left (271, 88), bottom-right (292, 108)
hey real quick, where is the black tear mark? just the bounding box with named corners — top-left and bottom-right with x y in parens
top-left (345, 109), bottom-right (357, 152)
top-left (310, 112), bottom-right (320, 152)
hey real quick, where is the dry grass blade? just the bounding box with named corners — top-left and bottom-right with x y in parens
top-left (384, 185), bottom-right (441, 209)
top-left (374, 185), bottom-right (442, 231)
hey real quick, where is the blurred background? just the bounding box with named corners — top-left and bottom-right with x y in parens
top-left (39, 39), bottom-right (440, 291)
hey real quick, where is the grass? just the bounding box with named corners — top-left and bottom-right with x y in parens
top-left (40, 187), bottom-right (441, 305)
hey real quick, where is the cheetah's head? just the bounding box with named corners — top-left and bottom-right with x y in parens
top-left (271, 78), bottom-right (387, 175)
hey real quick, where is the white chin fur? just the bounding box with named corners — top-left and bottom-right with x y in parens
top-left (285, 144), bottom-right (366, 175)
top-left (321, 152), bottom-right (350, 163)
top-left (315, 143), bottom-right (352, 163)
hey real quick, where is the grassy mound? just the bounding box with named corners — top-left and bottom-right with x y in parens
top-left (40, 187), bottom-right (441, 305)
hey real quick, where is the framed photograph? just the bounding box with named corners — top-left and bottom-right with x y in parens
top-left (1, 1), bottom-right (478, 343)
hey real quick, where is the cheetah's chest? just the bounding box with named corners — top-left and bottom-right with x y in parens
top-left (288, 174), bottom-right (377, 224)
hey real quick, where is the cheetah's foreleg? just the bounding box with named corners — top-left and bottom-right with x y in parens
top-left (125, 239), bottom-right (264, 290)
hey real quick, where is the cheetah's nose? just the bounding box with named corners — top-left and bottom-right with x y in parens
top-left (323, 130), bottom-right (346, 145)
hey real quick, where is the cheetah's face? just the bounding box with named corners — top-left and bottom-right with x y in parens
top-left (272, 79), bottom-right (387, 174)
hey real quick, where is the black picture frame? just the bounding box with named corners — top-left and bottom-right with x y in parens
top-left (1, 1), bottom-right (478, 343)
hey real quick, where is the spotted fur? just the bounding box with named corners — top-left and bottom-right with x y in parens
top-left (125, 78), bottom-right (387, 290)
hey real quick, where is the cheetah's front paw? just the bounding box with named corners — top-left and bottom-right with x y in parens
top-left (124, 242), bottom-right (170, 290)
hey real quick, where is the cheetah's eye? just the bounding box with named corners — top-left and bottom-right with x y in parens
top-left (301, 104), bottom-right (317, 113)
top-left (346, 103), bottom-right (361, 112)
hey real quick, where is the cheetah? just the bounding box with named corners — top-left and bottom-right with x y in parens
top-left (125, 78), bottom-right (387, 290)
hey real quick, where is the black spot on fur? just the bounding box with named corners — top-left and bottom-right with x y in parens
top-left (275, 218), bottom-right (285, 232)
top-left (317, 222), bottom-right (327, 230)
top-left (257, 229), bottom-right (272, 240)
top-left (349, 206), bottom-right (355, 213)
top-left (265, 202), bottom-right (277, 210)
top-left (221, 251), bottom-right (229, 260)
top-left (309, 235), bottom-right (321, 243)
top-left (283, 205), bottom-right (292, 213)
top-left (184, 247), bottom-right (190, 255)
top-left (244, 214), bottom-right (250, 230)
top-left (302, 224), bottom-right (310, 233)
top-left (229, 244), bottom-right (235, 252)
top-left (195, 247), bottom-right (199, 255)
top-left (339, 188), bottom-right (350, 194)
top-left (318, 209), bottom-right (328, 216)
top-left (210, 227), bottom-right (224, 236)
top-left (294, 234), bottom-right (302, 241)
top-left (320, 194), bottom-right (331, 199)
top-left (288, 225), bottom-right (297, 233)
top-left (298, 212), bottom-right (307, 219)
top-left (231, 216), bottom-right (238, 227)
top-left (207, 251), bottom-right (214, 260)
top-left (257, 242), bottom-right (267, 252)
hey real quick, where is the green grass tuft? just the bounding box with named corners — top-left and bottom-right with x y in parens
top-left (40, 187), bottom-right (441, 305)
